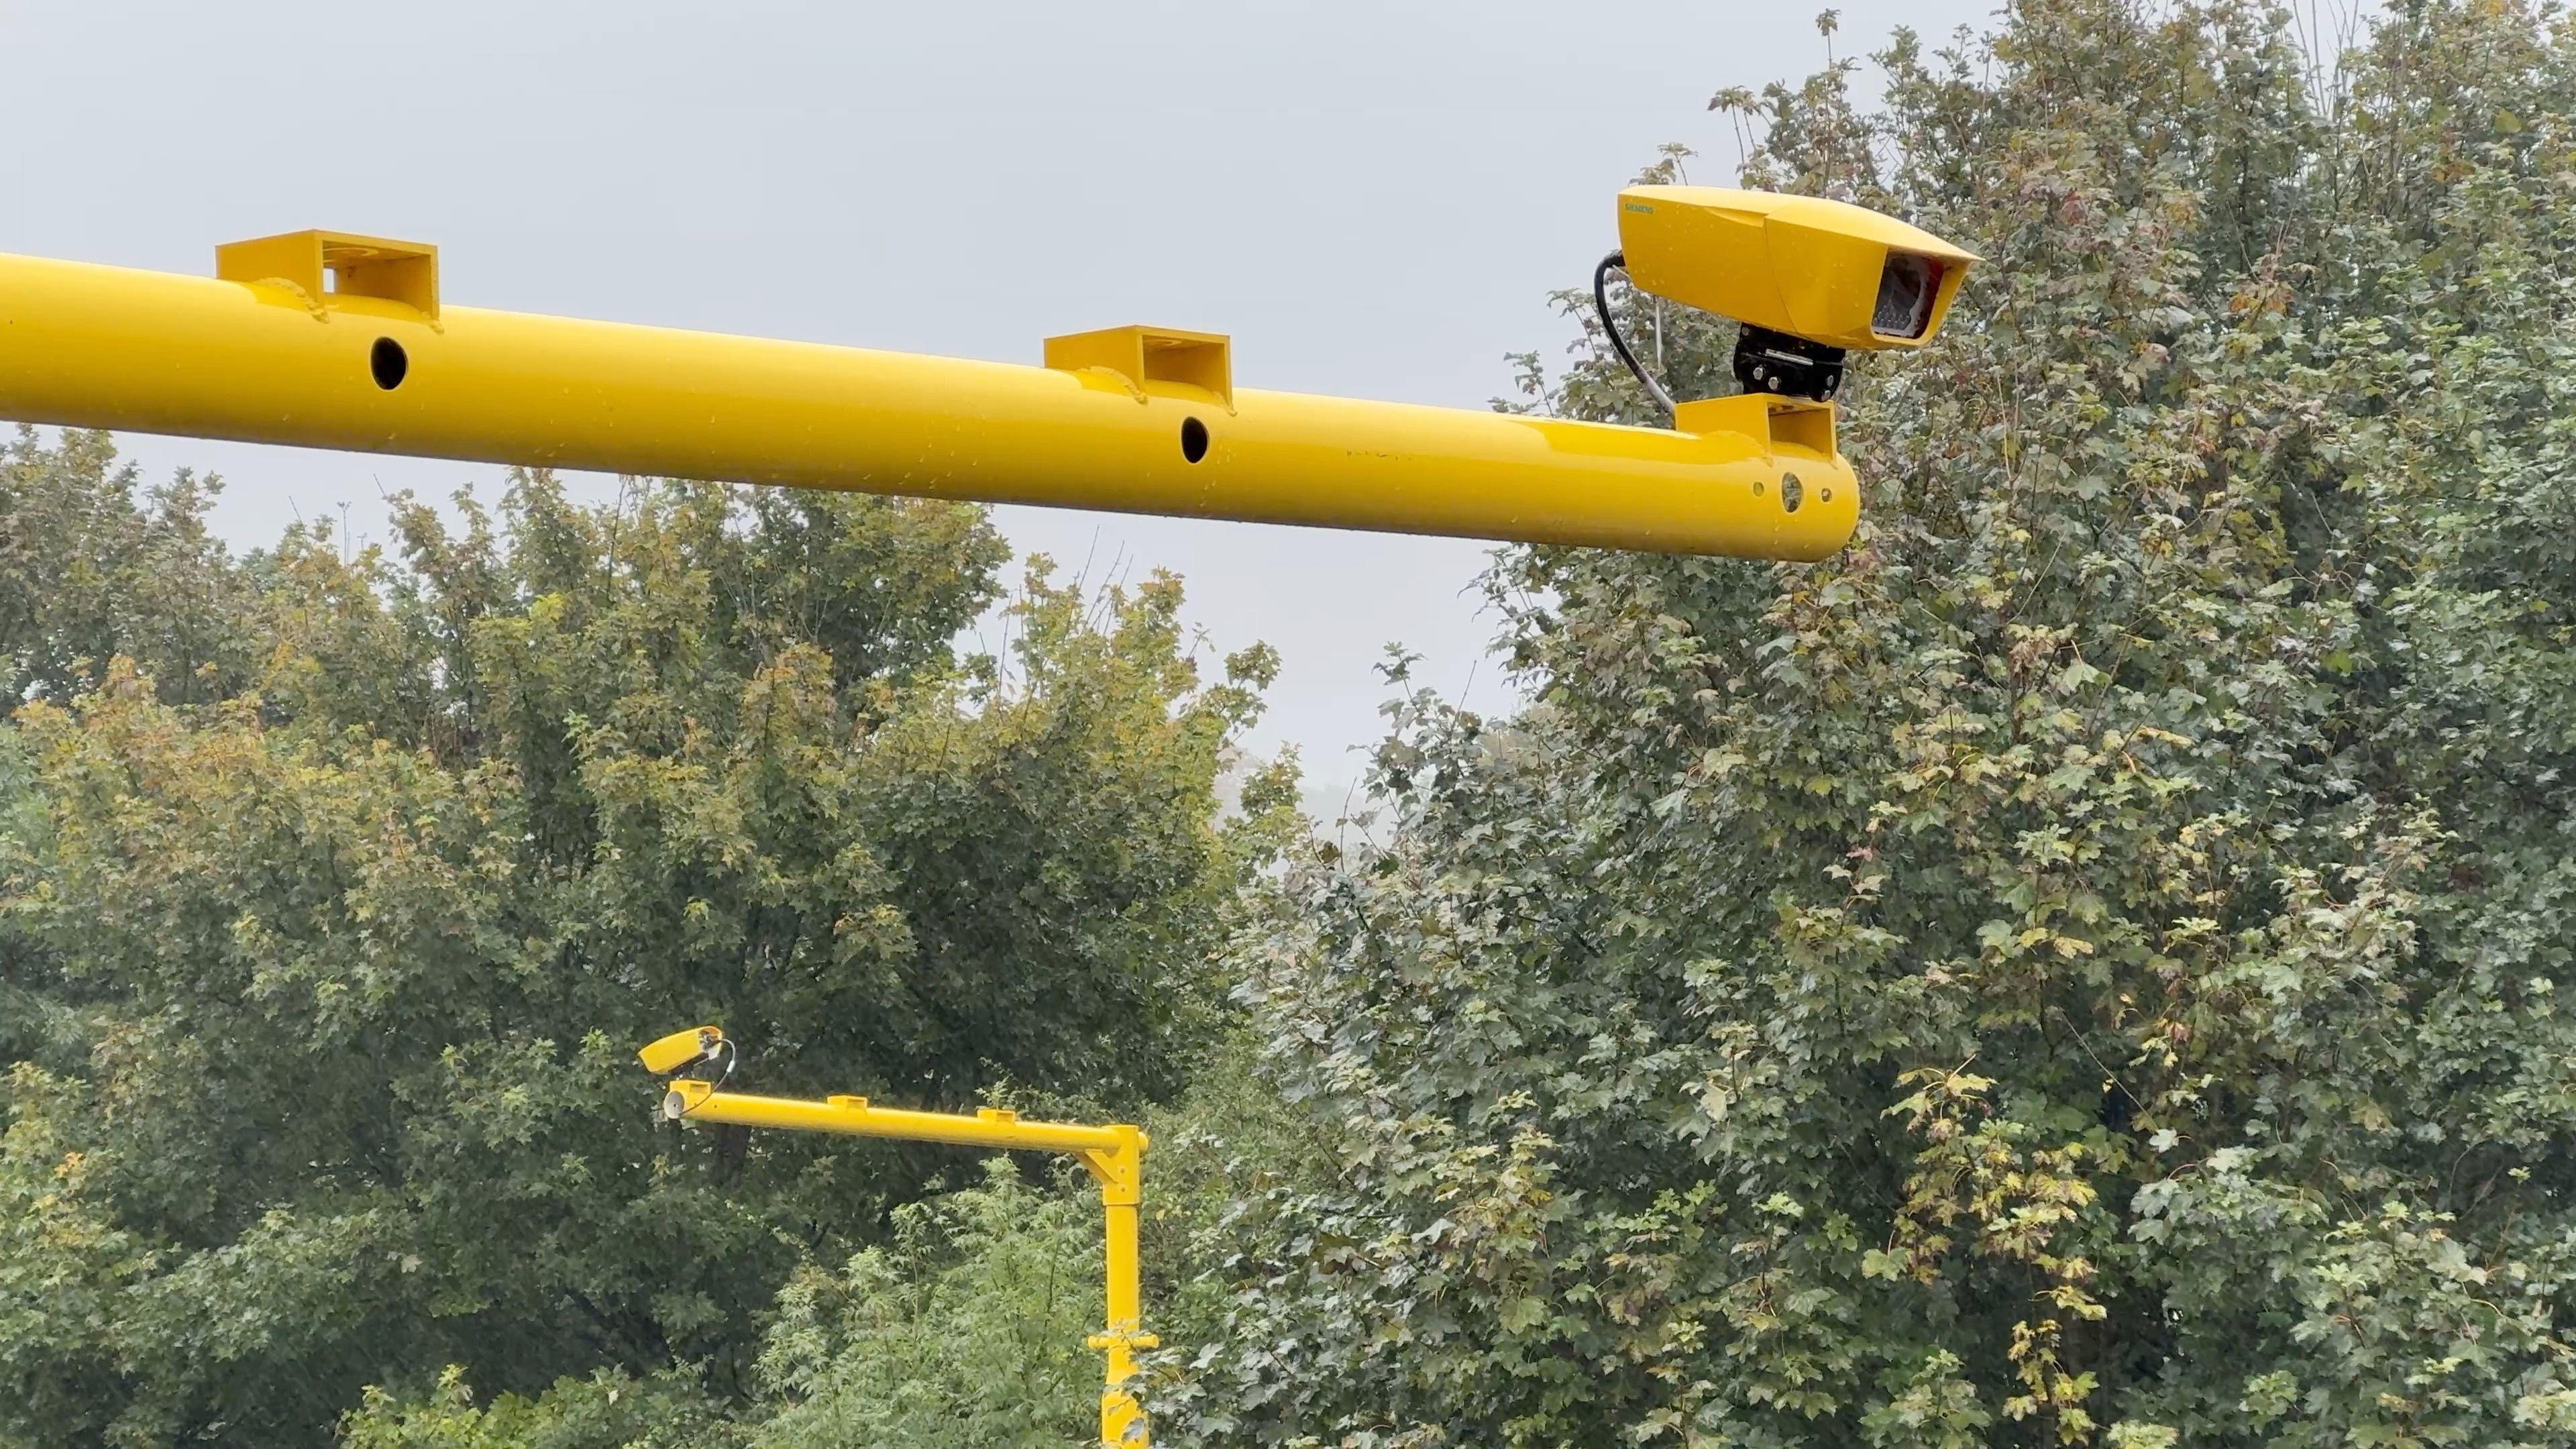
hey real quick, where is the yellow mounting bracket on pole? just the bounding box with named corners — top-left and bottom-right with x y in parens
top-left (644, 1030), bottom-right (1156, 1446)
top-left (0, 188), bottom-right (1969, 560)
top-left (213, 230), bottom-right (442, 323)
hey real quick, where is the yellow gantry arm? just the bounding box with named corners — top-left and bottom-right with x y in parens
top-left (0, 229), bottom-right (1861, 559)
top-left (657, 1072), bottom-right (1155, 1446)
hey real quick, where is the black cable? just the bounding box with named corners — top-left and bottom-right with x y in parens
top-left (670, 1037), bottom-right (737, 1121)
top-left (1594, 252), bottom-right (1676, 417)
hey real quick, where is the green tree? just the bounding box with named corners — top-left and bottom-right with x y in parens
top-left (747, 1157), bottom-right (1102, 1448)
top-left (1166, 2), bottom-right (2576, 1445)
top-left (338, 1156), bottom-right (1119, 1449)
top-left (335, 1367), bottom-right (737, 1449)
top-left (0, 453), bottom-right (1275, 1446)
top-left (0, 427), bottom-right (253, 707)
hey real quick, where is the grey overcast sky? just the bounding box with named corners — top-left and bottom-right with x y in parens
top-left (0, 0), bottom-right (1990, 794)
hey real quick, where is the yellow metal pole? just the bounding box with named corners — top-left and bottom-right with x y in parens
top-left (660, 1079), bottom-right (1154, 1446)
top-left (1082, 1126), bottom-right (1154, 1446)
top-left (0, 233), bottom-right (1860, 559)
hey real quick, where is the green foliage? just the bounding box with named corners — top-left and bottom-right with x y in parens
top-left (340, 1159), bottom-right (1103, 1449)
top-left (337, 1368), bottom-right (737, 1449)
top-left (0, 457), bottom-right (1272, 1445)
top-left (1164, 2), bottom-right (2576, 1444)
top-left (0, 427), bottom-right (251, 707)
top-left (747, 1157), bottom-right (1101, 1447)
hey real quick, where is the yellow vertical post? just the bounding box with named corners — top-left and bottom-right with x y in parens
top-left (1082, 1126), bottom-right (1155, 1446)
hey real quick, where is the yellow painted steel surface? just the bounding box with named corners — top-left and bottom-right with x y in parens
top-left (0, 237), bottom-right (1861, 559)
top-left (661, 1079), bottom-right (1124, 1155)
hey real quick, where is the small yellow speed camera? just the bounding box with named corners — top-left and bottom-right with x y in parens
top-left (639, 1025), bottom-right (725, 1075)
top-left (1609, 186), bottom-right (1976, 403)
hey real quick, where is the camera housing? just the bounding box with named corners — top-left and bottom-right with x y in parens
top-left (639, 1025), bottom-right (725, 1075)
top-left (1615, 186), bottom-right (1976, 400)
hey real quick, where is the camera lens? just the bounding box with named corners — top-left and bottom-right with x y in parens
top-left (1872, 253), bottom-right (1939, 339)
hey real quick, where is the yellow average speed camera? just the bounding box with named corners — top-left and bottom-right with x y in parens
top-left (1609, 186), bottom-right (1978, 404)
top-left (637, 1025), bottom-right (724, 1075)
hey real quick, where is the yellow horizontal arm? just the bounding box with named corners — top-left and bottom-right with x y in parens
top-left (662, 1078), bottom-right (1128, 1157)
top-left (0, 236), bottom-right (1859, 559)
top-left (655, 1064), bottom-right (1152, 1447)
